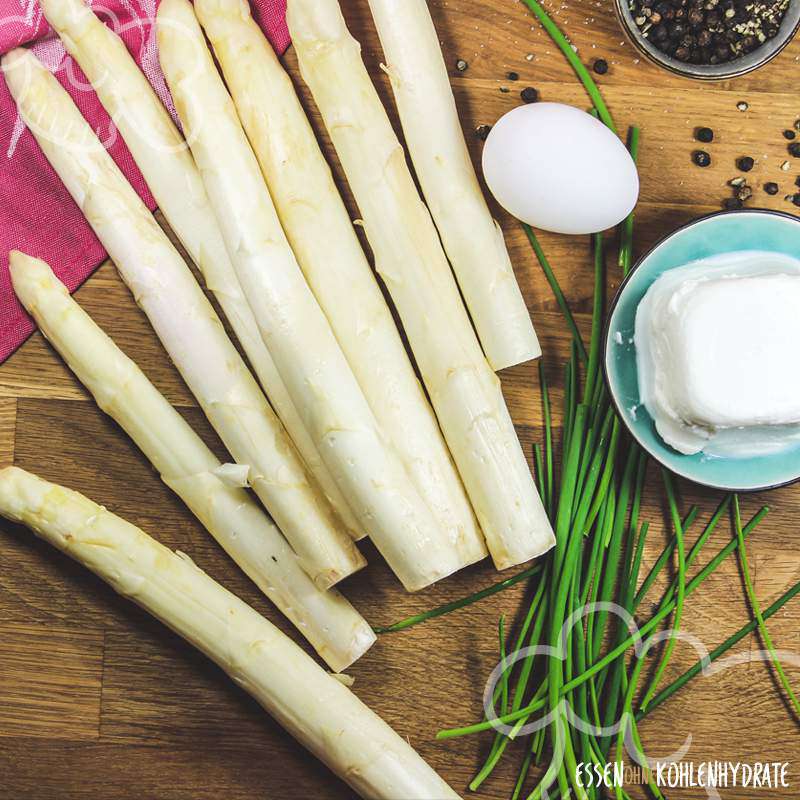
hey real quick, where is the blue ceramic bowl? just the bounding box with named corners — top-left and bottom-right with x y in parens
top-left (604, 209), bottom-right (800, 492)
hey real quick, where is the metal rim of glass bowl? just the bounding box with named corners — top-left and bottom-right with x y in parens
top-left (602, 207), bottom-right (800, 493)
top-left (614, 0), bottom-right (800, 80)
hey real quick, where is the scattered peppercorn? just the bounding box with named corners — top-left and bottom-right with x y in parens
top-left (795, 176), bottom-right (800, 187)
top-left (793, 194), bottom-right (800, 207)
top-left (520, 87), bottom-right (539, 103)
top-left (507, 71), bottom-right (519, 81)
top-left (789, 142), bottom-right (800, 157)
top-left (730, 176), bottom-right (746, 187)
top-left (475, 125), bottom-right (492, 141)
top-left (781, 160), bottom-right (792, 171)
top-left (737, 101), bottom-right (749, 111)
top-left (736, 184), bottom-right (753, 201)
top-left (724, 197), bottom-right (743, 210)
top-left (795, 119), bottom-right (800, 131)
top-left (784, 130), bottom-right (797, 140)
top-left (737, 156), bottom-right (755, 171)
top-left (764, 181), bottom-right (780, 195)
top-left (593, 58), bottom-right (609, 74)
top-left (499, 86), bottom-right (511, 93)
top-left (695, 126), bottom-right (714, 143)
top-left (456, 59), bottom-right (468, 72)
top-left (693, 150), bottom-right (711, 167)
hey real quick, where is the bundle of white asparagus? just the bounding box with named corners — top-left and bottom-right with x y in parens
top-left (157, 0), bottom-right (469, 591)
top-left (37, 0), bottom-right (364, 542)
top-left (286, 0), bottom-right (556, 569)
top-left (0, 467), bottom-right (461, 800)
top-left (9, 251), bottom-right (374, 672)
top-left (2, 46), bottom-right (365, 590)
top-left (193, 0), bottom-right (486, 568)
top-left (366, 0), bottom-right (541, 372)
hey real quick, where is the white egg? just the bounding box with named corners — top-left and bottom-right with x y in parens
top-left (482, 102), bottom-right (639, 235)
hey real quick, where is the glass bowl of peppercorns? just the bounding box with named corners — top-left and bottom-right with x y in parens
top-left (615, 0), bottom-right (800, 78)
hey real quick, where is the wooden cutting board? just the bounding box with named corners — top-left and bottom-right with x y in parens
top-left (1, 1), bottom-right (799, 797)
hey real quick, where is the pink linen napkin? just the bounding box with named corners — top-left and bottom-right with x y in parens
top-left (0, 0), bottom-right (289, 364)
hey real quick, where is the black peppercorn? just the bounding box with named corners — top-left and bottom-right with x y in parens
top-left (688, 7), bottom-right (705, 25)
top-left (789, 142), bottom-right (800, 157)
top-left (475, 125), bottom-right (492, 141)
top-left (507, 71), bottom-right (519, 81)
top-left (456, 59), bottom-right (468, 72)
top-left (652, 23), bottom-right (669, 40)
top-left (793, 194), bottom-right (800, 207)
top-left (520, 87), bottom-right (539, 103)
top-left (764, 182), bottom-right (779, 195)
top-left (697, 28), bottom-right (713, 46)
top-left (695, 126), bottom-right (714, 142)
top-left (795, 175), bottom-right (800, 187)
top-left (784, 130), bottom-right (797, 140)
top-left (593, 58), bottom-right (609, 74)
top-left (736, 184), bottom-right (753, 201)
top-left (675, 45), bottom-right (691, 60)
top-left (655, 1), bottom-right (674, 17)
top-left (740, 34), bottom-right (756, 52)
top-left (670, 20), bottom-right (687, 37)
top-left (724, 197), bottom-right (743, 210)
top-left (693, 150), bottom-right (711, 167)
top-left (737, 156), bottom-right (754, 171)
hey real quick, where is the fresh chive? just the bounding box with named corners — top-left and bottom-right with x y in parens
top-left (632, 504), bottom-right (700, 612)
top-left (519, 0), bottom-right (616, 132)
top-left (373, 564), bottom-right (542, 633)
top-left (639, 471), bottom-right (687, 710)
top-left (582, 233), bottom-right (605, 407)
top-left (638, 577), bottom-right (800, 717)
top-left (732, 495), bottom-right (800, 717)
top-left (523, 224), bottom-right (588, 363)
top-left (539, 360), bottom-right (555, 517)
top-left (618, 127), bottom-right (640, 274)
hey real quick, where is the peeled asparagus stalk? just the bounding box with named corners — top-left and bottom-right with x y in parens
top-left (157, 0), bottom-right (466, 592)
top-left (194, 0), bottom-right (487, 568)
top-left (0, 467), bottom-right (461, 800)
top-left (8, 252), bottom-right (373, 672)
top-left (287, 0), bottom-right (555, 570)
top-left (38, 0), bottom-right (364, 541)
top-left (366, 0), bottom-right (540, 372)
top-left (2, 46), bottom-right (364, 589)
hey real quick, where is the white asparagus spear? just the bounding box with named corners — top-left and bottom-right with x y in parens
top-left (2, 46), bottom-right (365, 589)
top-left (366, 0), bottom-right (541, 372)
top-left (38, 0), bottom-right (364, 541)
top-left (157, 0), bottom-right (466, 592)
top-left (8, 252), bottom-right (374, 672)
top-left (194, 0), bottom-right (487, 568)
top-left (287, 0), bottom-right (556, 570)
top-left (0, 467), bottom-right (461, 800)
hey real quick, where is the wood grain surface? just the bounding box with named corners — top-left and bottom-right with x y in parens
top-left (2, 0), bottom-right (800, 797)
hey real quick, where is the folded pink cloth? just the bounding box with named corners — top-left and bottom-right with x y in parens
top-left (0, 0), bottom-right (288, 364)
